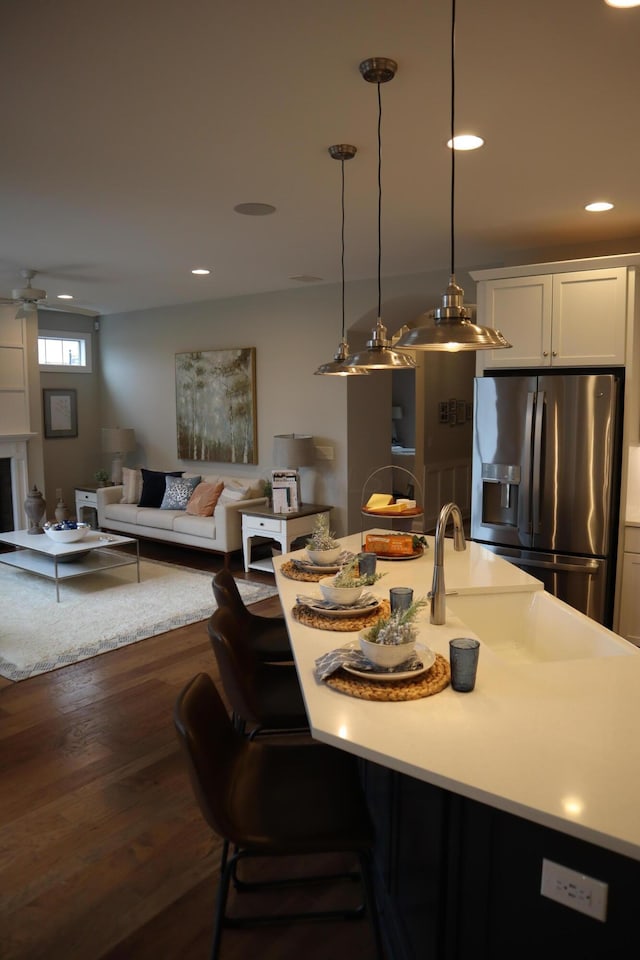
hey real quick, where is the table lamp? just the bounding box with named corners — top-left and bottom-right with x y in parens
top-left (102, 427), bottom-right (136, 484)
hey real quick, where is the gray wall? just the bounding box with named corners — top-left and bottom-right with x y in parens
top-left (97, 266), bottom-right (474, 535)
top-left (38, 313), bottom-right (100, 516)
top-left (0, 267), bottom-right (478, 534)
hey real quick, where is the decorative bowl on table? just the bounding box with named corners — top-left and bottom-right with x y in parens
top-left (319, 576), bottom-right (364, 606)
top-left (43, 521), bottom-right (90, 543)
top-left (306, 547), bottom-right (342, 566)
top-left (359, 633), bottom-right (417, 669)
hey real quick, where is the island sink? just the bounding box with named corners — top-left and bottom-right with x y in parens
top-left (446, 590), bottom-right (636, 664)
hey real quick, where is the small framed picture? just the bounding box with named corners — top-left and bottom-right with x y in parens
top-left (438, 401), bottom-right (449, 424)
top-left (456, 400), bottom-right (466, 425)
top-left (43, 388), bottom-right (78, 438)
top-left (448, 398), bottom-right (457, 425)
top-left (466, 402), bottom-right (473, 422)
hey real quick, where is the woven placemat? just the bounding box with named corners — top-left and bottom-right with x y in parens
top-left (281, 560), bottom-right (329, 583)
top-left (325, 652), bottom-right (450, 701)
top-left (292, 599), bottom-right (391, 632)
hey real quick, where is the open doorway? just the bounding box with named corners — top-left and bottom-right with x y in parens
top-left (398, 353), bottom-right (475, 531)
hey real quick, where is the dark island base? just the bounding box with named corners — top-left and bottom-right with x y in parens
top-left (363, 761), bottom-right (639, 960)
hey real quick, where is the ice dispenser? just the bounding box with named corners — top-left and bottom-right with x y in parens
top-left (481, 463), bottom-right (521, 526)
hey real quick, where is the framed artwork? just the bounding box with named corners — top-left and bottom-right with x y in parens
top-left (43, 388), bottom-right (78, 438)
top-left (175, 348), bottom-right (257, 463)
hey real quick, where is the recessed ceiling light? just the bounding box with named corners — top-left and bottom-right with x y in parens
top-left (585, 201), bottom-right (614, 212)
top-left (447, 134), bottom-right (484, 151)
top-left (234, 203), bottom-right (277, 216)
top-left (290, 275), bottom-right (323, 283)
top-left (605, 1), bottom-right (640, 8)
top-left (191, 268), bottom-right (211, 275)
top-left (57, 293), bottom-right (73, 300)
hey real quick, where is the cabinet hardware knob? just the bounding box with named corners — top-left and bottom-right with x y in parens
top-left (543, 351), bottom-right (549, 357)
top-left (552, 351), bottom-right (557, 357)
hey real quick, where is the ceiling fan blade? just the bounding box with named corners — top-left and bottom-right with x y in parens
top-left (15, 302), bottom-right (37, 319)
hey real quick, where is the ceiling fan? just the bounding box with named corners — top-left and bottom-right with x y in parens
top-left (0, 269), bottom-right (48, 318)
top-left (0, 267), bottom-right (96, 318)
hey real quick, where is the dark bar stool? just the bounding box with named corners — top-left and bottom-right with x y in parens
top-left (207, 606), bottom-right (308, 738)
top-left (211, 568), bottom-right (292, 662)
top-left (174, 672), bottom-right (385, 960)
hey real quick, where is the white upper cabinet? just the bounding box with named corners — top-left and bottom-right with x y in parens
top-left (0, 309), bottom-right (30, 436)
top-left (477, 266), bottom-right (628, 370)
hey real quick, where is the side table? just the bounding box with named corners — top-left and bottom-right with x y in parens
top-left (75, 485), bottom-right (102, 529)
top-left (240, 504), bottom-right (331, 573)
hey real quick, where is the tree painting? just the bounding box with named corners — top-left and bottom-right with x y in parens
top-left (175, 348), bottom-right (257, 463)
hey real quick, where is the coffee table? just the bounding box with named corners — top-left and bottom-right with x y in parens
top-left (0, 530), bottom-right (140, 602)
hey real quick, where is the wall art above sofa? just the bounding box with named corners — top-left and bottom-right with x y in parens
top-left (175, 347), bottom-right (257, 464)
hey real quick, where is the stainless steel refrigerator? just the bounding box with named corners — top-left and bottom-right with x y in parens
top-left (471, 372), bottom-right (623, 626)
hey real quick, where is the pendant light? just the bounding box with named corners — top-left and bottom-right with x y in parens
top-left (315, 144), bottom-right (369, 376)
top-left (345, 59), bottom-right (415, 371)
top-left (396, 3), bottom-right (511, 353)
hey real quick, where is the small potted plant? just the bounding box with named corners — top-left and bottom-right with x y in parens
top-left (359, 597), bottom-right (429, 669)
top-left (319, 557), bottom-right (384, 605)
top-left (306, 514), bottom-right (341, 565)
top-left (94, 469), bottom-right (110, 487)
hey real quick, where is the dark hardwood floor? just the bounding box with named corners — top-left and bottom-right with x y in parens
top-left (0, 541), bottom-right (383, 959)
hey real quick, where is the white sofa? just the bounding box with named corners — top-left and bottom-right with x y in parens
top-left (96, 472), bottom-right (267, 567)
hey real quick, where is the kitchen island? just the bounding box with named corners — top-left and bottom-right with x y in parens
top-left (274, 530), bottom-right (640, 958)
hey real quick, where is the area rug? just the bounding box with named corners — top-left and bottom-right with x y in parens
top-left (0, 560), bottom-right (278, 681)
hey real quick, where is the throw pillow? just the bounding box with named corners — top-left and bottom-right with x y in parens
top-left (120, 467), bottom-right (143, 504)
top-left (138, 469), bottom-right (183, 508)
top-left (160, 475), bottom-right (201, 510)
top-left (186, 480), bottom-right (225, 517)
top-left (219, 479), bottom-right (252, 502)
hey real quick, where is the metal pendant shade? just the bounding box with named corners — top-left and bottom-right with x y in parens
top-left (396, 2), bottom-right (511, 354)
top-left (315, 144), bottom-right (369, 376)
top-left (398, 277), bottom-right (511, 351)
top-left (345, 59), bottom-right (415, 371)
top-left (345, 316), bottom-right (417, 369)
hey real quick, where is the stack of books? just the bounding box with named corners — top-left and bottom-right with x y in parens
top-left (271, 470), bottom-right (300, 513)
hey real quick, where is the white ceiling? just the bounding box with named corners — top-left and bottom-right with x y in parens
top-left (2, 0), bottom-right (640, 318)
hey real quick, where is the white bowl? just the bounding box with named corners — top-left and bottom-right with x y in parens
top-left (319, 576), bottom-right (364, 606)
top-left (359, 633), bottom-right (417, 669)
top-left (43, 522), bottom-right (90, 543)
top-left (306, 546), bottom-right (341, 566)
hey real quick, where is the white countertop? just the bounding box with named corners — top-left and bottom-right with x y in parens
top-left (274, 530), bottom-right (640, 862)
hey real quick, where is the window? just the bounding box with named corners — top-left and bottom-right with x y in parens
top-left (38, 331), bottom-right (93, 373)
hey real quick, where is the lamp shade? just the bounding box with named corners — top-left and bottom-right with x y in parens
top-left (102, 427), bottom-right (136, 453)
top-left (273, 434), bottom-right (315, 469)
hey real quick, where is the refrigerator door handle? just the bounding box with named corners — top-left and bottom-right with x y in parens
top-left (531, 390), bottom-right (545, 534)
top-left (518, 391), bottom-right (536, 538)
top-left (510, 557), bottom-right (600, 575)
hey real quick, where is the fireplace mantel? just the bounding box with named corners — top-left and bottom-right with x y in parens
top-left (0, 434), bottom-right (37, 529)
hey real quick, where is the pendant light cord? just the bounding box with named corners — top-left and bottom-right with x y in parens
top-left (450, 0), bottom-right (456, 277)
top-left (340, 158), bottom-right (346, 341)
top-left (377, 81), bottom-right (383, 318)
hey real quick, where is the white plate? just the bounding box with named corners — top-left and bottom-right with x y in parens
top-left (375, 547), bottom-right (424, 561)
top-left (342, 641), bottom-right (435, 680)
top-left (292, 551), bottom-right (354, 574)
top-left (301, 597), bottom-right (382, 619)
top-left (294, 560), bottom-right (342, 574)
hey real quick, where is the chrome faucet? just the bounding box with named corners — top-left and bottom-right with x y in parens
top-left (430, 502), bottom-right (466, 625)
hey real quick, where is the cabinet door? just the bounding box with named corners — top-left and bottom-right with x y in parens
top-left (552, 268), bottom-right (627, 366)
top-left (478, 275), bottom-right (552, 369)
top-left (619, 550), bottom-right (640, 645)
